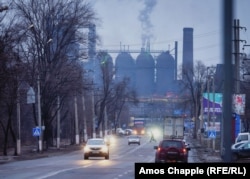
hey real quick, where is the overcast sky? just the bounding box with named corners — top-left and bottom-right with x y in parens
top-left (89, 0), bottom-right (250, 67)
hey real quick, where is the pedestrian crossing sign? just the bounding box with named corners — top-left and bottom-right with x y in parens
top-left (208, 130), bottom-right (216, 138)
top-left (33, 127), bottom-right (41, 137)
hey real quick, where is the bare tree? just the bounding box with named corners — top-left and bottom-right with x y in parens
top-left (179, 60), bottom-right (207, 138)
top-left (0, 6), bottom-right (29, 155)
top-left (94, 52), bottom-right (114, 133)
top-left (10, 0), bottom-right (97, 148)
top-left (93, 51), bottom-right (138, 135)
top-left (108, 77), bottom-right (138, 131)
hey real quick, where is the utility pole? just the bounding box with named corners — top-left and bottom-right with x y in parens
top-left (206, 67), bottom-right (211, 148)
top-left (82, 95), bottom-right (88, 142)
top-left (234, 19), bottom-right (240, 94)
top-left (222, 0), bottom-right (233, 162)
top-left (92, 89), bottom-right (96, 138)
top-left (104, 106), bottom-right (108, 136)
top-left (242, 45), bottom-right (250, 78)
top-left (232, 20), bottom-right (246, 142)
top-left (200, 83), bottom-right (204, 143)
top-left (74, 95), bottom-right (79, 145)
top-left (233, 19), bottom-right (246, 94)
top-left (212, 77), bottom-right (216, 151)
top-left (37, 75), bottom-right (42, 152)
top-left (17, 87), bottom-right (21, 155)
top-left (56, 96), bottom-right (60, 149)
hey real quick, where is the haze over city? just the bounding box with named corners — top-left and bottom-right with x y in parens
top-left (88, 0), bottom-right (250, 67)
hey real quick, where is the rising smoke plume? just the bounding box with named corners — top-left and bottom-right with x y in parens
top-left (138, 0), bottom-right (157, 49)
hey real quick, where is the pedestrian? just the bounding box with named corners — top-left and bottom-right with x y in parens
top-left (150, 131), bottom-right (156, 142)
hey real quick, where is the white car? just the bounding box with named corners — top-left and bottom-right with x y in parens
top-left (83, 138), bottom-right (109, 160)
top-left (235, 132), bottom-right (250, 143)
top-left (125, 129), bottom-right (133, 135)
top-left (116, 128), bottom-right (126, 135)
top-left (231, 141), bottom-right (248, 150)
top-left (128, 135), bottom-right (141, 145)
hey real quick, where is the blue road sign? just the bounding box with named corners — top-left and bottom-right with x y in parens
top-left (33, 127), bottom-right (41, 137)
top-left (208, 130), bottom-right (216, 138)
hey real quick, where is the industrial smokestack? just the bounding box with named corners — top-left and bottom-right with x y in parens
top-left (88, 23), bottom-right (96, 61)
top-left (182, 27), bottom-right (193, 76)
top-left (146, 39), bottom-right (150, 52)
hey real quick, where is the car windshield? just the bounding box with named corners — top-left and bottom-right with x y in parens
top-left (242, 142), bottom-right (250, 149)
top-left (238, 135), bottom-right (248, 141)
top-left (235, 143), bottom-right (245, 148)
top-left (87, 139), bottom-right (105, 145)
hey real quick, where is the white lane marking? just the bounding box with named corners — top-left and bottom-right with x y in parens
top-left (36, 164), bottom-right (92, 179)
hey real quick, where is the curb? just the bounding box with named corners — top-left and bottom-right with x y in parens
top-left (0, 145), bottom-right (82, 165)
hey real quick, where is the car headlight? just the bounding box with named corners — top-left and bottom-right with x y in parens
top-left (84, 146), bottom-right (90, 153)
top-left (101, 146), bottom-right (108, 153)
top-left (152, 128), bottom-right (161, 138)
top-left (110, 136), bottom-right (115, 143)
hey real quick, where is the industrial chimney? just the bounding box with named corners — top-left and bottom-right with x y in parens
top-left (182, 27), bottom-right (194, 78)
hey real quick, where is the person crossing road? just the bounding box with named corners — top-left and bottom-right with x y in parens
top-left (149, 131), bottom-right (156, 142)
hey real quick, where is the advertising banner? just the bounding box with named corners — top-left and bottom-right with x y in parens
top-left (203, 93), bottom-right (223, 114)
top-left (232, 94), bottom-right (245, 115)
top-left (203, 93), bottom-right (245, 115)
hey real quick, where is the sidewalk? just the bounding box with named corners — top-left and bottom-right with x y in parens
top-left (0, 144), bottom-right (82, 164)
top-left (186, 135), bottom-right (222, 163)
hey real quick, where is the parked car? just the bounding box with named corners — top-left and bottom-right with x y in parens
top-left (154, 139), bottom-right (190, 163)
top-left (128, 135), bottom-right (141, 145)
top-left (116, 128), bottom-right (126, 135)
top-left (235, 132), bottom-right (250, 143)
top-left (125, 129), bottom-right (133, 135)
top-left (83, 138), bottom-right (109, 160)
top-left (231, 141), bottom-right (250, 161)
top-left (231, 141), bottom-right (248, 150)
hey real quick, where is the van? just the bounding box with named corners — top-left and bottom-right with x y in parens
top-left (235, 132), bottom-right (250, 143)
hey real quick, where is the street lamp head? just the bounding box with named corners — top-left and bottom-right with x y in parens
top-left (28, 24), bottom-right (34, 29)
top-left (0, 6), bottom-right (8, 12)
top-left (47, 39), bottom-right (53, 44)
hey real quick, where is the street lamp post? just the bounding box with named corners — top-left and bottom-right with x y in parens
top-left (212, 76), bottom-right (216, 151)
top-left (57, 96), bottom-right (60, 149)
top-left (17, 88), bottom-right (21, 155)
top-left (92, 88), bottom-right (96, 138)
top-left (37, 38), bottom-right (52, 152)
top-left (15, 24), bottom-right (35, 155)
top-left (37, 75), bottom-right (42, 152)
top-left (200, 83), bottom-right (204, 143)
top-left (82, 95), bottom-right (88, 142)
top-left (74, 94), bottom-right (80, 145)
top-left (91, 59), bottom-right (97, 138)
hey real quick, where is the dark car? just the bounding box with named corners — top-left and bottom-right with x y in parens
top-left (231, 141), bottom-right (250, 161)
top-left (154, 139), bottom-right (190, 163)
top-left (83, 138), bottom-right (109, 160)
